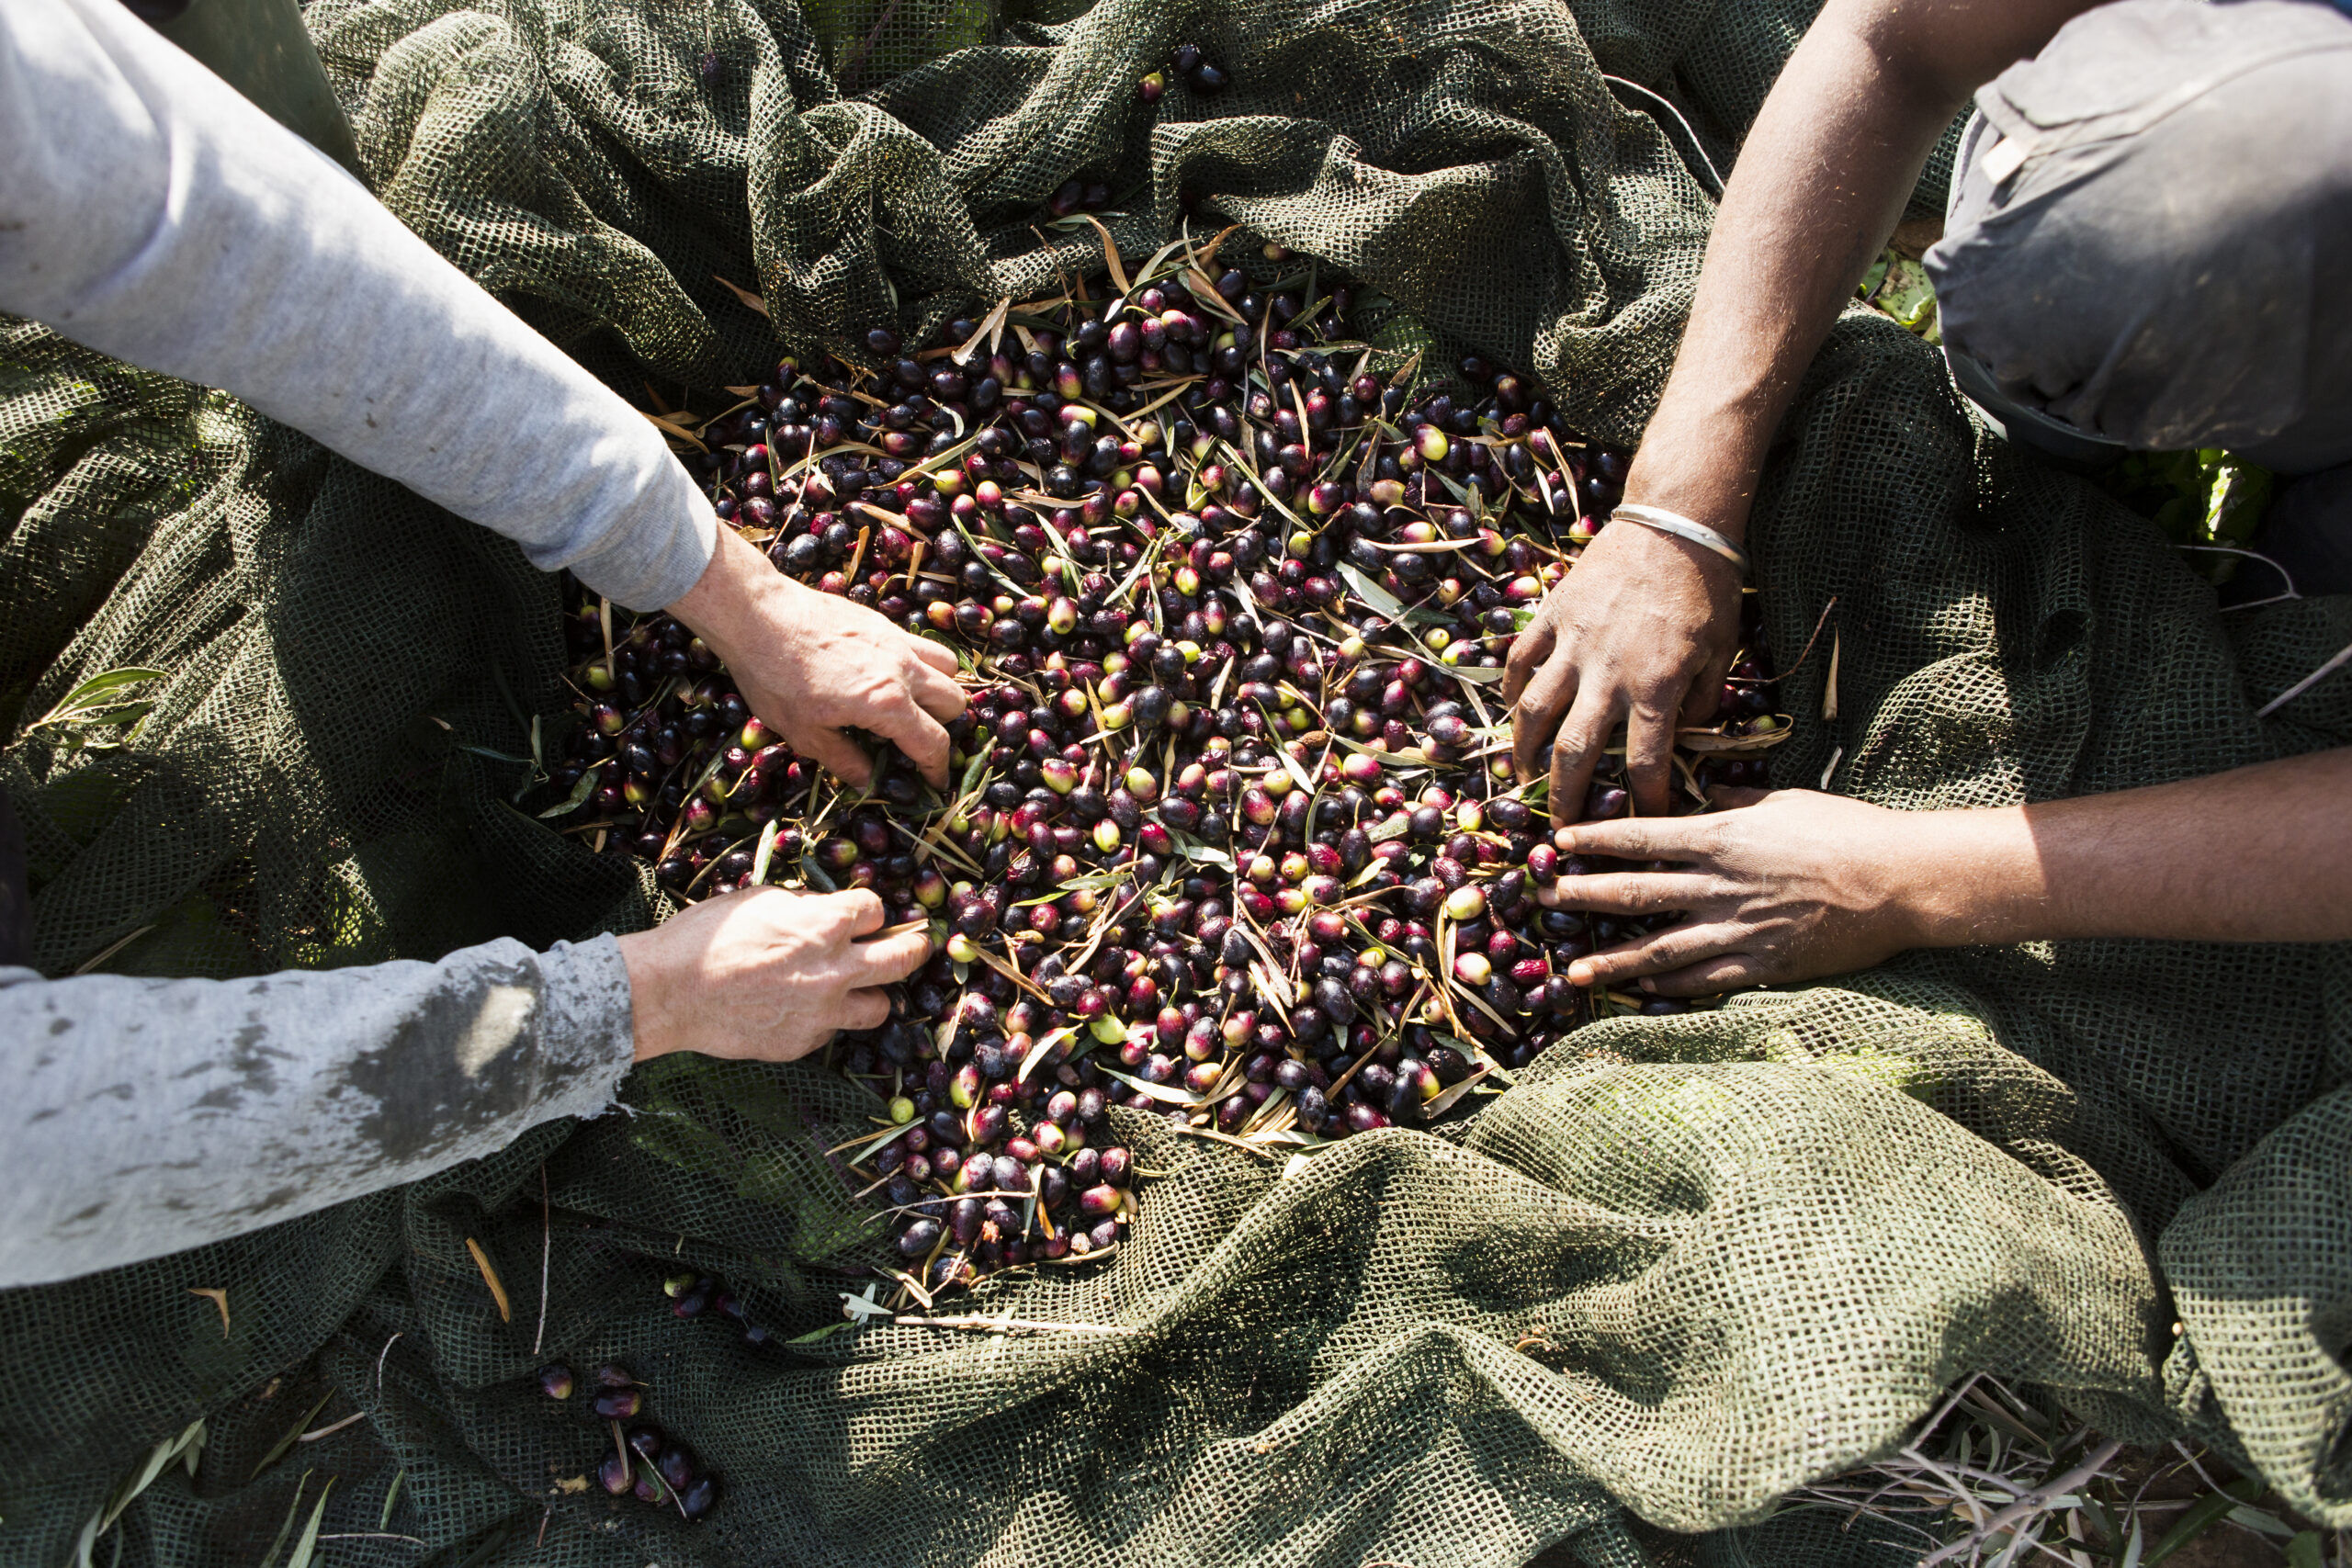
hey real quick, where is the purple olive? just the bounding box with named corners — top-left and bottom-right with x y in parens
top-left (658, 1446), bottom-right (695, 1491)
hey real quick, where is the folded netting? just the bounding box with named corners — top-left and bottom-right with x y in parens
top-left (0, 0), bottom-right (2345, 1564)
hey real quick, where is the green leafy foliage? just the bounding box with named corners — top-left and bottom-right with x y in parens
top-left (2094, 448), bottom-right (2275, 583)
top-left (23, 666), bottom-right (168, 756)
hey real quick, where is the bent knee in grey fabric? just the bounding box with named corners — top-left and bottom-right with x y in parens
top-left (1925, 0), bottom-right (2352, 477)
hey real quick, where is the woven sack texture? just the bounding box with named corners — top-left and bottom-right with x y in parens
top-left (0, 1), bottom-right (2344, 1564)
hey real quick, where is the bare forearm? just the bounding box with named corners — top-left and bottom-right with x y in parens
top-left (1624, 0), bottom-right (2089, 537)
top-left (1905, 751), bottom-right (2352, 948)
top-left (1546, 747), bottom-right (2346, 996)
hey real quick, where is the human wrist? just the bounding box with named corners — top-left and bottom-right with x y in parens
top-left (1618, 442), bottom-right (1759, 546)
top-left (666, 526), bottom-right (793, 660)
top-left (615, 927), bottom-right (681, 1062)
top-left (1627, 401), bottom-right (1769, 549)
top-left (1883, 807), bottom-right (2046, 952)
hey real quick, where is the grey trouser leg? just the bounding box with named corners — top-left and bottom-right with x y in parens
top-left (1925, 0), bottom-right (2352, 477)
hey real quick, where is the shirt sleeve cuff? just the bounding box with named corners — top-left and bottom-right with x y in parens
top-left (529, 933), bottom-right (639, 1121)
top-left (557, 462), bottom-right (720, 613)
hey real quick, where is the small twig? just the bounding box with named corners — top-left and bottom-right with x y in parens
top-left (2255, 635), bottom-right (2352, 719)
top-left (2177, 544), bottom-right (2298, 601)
top-left (187, 1286), bottom-right (232, 1337)
top-left (374, 1332), bottom-right (401, 1391)
top-left (75, 926), bottom-right (157, 976)
top-left (465, 1236), bottom-right (512, 1322)
top-left (891, 1313), bottom-right (1135, 1335)
top-left (297, 1410), bottom-right (369, 1444)
top-left (2169, 1438), bottom-right (2230, 1495)
top-left (1767, 595), bottom-right (1840, 682)
top-left (1599, 73), bottom-right (1725, 196)
top-left (1917, 1439), bottom-right (2125, 1568)
top-left (533, 1166), bottom-right (551, 1358)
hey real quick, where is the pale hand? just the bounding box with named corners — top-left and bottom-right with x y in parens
top-left (1504, 519), bottom-right (1744, 822)
top-left (617, 887), bottom-right (933, 1062)
top-left (1538, 788), bottom-right (1929, 996)
top-left (670, 528), bottom-right (966, 786)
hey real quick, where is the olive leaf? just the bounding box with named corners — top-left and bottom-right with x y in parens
top-left (1169, 832), bottom-right (1234, 870)
top-left (1335, 562), bottom-right (1406, 622)
top-left (748, 816), bottom-right (783, 886)
top-left (1097, 1066), bottom-right (1204, 1105)
top-left (539, 760), bottom-right (605, 818)
top-left (71, 1417), bottom-right (206, 1568)
top-left (28, 666), bottom-right (168, 754)
top-left (281, 1477), bottom-right (335, 1568)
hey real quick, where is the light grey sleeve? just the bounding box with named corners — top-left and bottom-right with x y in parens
top-left (0, 0), bottom-right (717, 611)
top-left (0, 935), bottom-right (637, 1289)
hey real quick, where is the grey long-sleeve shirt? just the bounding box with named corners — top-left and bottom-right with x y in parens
top-left (0, 0), bottom-right (707, 1286)
top-left (0, 939), bottom-right (637, 1288)
top-left (0, 0), bottom-right (718, 610)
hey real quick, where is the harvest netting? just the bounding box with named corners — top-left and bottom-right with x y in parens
top-left (1, 1), bottom-right (2347, 1566)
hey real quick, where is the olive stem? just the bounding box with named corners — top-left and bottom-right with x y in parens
top-left (892, 1314), bottom-right (1135, 1335)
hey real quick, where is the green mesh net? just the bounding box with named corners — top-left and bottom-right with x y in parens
top-left (2, 0), bottom-right (2346, 1564)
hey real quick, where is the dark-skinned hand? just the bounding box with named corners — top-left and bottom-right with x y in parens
top-left (1503, 520), bottom-right (1744, 824)
top-left (1539, 788), bottom-right (1929, 996)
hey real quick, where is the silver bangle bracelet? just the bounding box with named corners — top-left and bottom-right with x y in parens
top-left (1610, 503), bottom-right (1751, 574)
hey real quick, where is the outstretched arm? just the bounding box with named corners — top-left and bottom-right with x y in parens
top-left (1539, 750), bottom-right (2352, 996)
top-left (0, 0), bottom-right (962, 784)
top-left (1506, 0), bottom-right (2094, 820)
top-left (0, 887), bottom-right (929, 1288)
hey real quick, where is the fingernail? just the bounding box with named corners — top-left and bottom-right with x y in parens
top-left (1638, 979), bottom-right (1655, 993)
